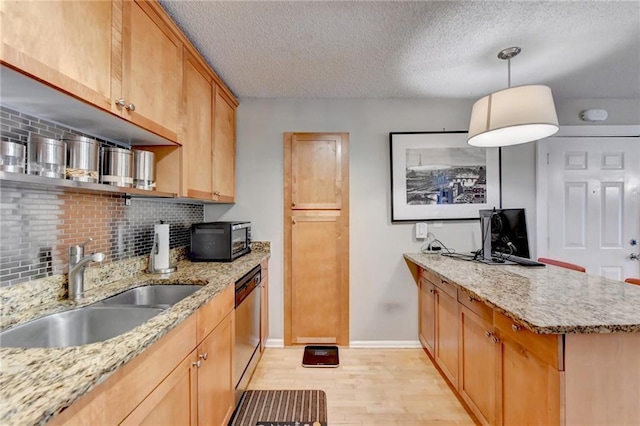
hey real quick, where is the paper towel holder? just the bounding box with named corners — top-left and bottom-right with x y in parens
top-left (148, 222), bottom-right (177, 274)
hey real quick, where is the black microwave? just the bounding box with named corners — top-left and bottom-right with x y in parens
top-left (190, 221), bottom-right (251, 262)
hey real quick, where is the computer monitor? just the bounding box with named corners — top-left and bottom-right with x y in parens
top-left (479, 208), bottom-right (531, 260)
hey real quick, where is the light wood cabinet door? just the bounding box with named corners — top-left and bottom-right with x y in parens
top-left (290, 133), bottom-right (343, 210)
top-left (434, 287), bottom-right (459, 387)
top-left (118, 0), bottom-right (182, 142)
top-left (260, 263), bottom-right (270, 352)
top-left (197, 311), bottom-right (235, 426)
top-left (120, 352), bottom-right (198, 426)
top-left (419, 277), bottom-right (435, 356)
top-left (183, 52), bottom-right (213, 199)
top-left (0, 0), bottom-right (113, 110)
top-left (496, 332), bottom-right (561, 426)
top-left (290, 212), bottom-right (344, 344)
top-left (212, 87), bottom-right (236, 202)
top-left (459, 305), bottom-right (496, 426)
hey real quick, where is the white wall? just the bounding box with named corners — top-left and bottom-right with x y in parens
top-left (206, 97), bottom-right (583, 344)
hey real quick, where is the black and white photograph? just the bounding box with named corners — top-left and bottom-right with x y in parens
top-left (406, 147), bottom-right (487, 205)
top-left (390, 132), bottom-right (500, 221)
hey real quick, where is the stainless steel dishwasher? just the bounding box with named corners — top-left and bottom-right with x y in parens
top-left (233, 265), bottom-right (261, 401)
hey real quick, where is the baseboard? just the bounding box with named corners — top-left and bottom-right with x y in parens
top-left (349, 340), bottom-right (422, 348)
top-left (264, 339), bottom-right (423, 348)
top-left (265, 338), bottom-right (284, 348)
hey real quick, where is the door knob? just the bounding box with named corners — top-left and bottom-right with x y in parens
top-left (199, 352), bottom-right (208, 361)
top-left (192, 360), bottom-right (202, 368)
top-left (630, 253), bottom-right (640, 261)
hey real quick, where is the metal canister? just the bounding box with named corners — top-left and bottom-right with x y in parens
top-left (133, 149), bottom-right (156, 190)
top-left (27, 135), bottom-right (66, 178)
top-left (0, 141), bottom-right (26, 174)
top-left (101, 147), bottom-right (133, 187)
top-left (63, 135), bottom-right (99, 182)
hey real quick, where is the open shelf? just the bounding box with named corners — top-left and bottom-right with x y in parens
top-left (0, 171), bottom-right (176, 199)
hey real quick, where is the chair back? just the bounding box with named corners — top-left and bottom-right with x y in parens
top-left (537, 257), bottom-right (586, 273)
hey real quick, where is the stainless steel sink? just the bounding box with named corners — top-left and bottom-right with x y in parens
top-left (0, 306), bottom-right (164, 348)
top-left (96, 285), bottom-right (203, 308)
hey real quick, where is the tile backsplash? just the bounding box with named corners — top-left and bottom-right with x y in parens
top-left (0, 106), bottom-right (204, 287)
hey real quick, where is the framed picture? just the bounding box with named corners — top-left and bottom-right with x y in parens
top-left (390, 131), bottom-right (501, 222)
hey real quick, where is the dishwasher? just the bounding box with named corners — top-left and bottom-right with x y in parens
top-left (233, 264), bottom-right (261, 402)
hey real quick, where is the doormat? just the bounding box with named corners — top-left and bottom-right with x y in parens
top-left (228, 389), bottom-right (327, 426)
top-left (302, 345), bottom-right (339, 367)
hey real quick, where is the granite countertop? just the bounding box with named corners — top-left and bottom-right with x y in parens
top-left (404, 253), bottom-right (640, 335)
top-left (0, 248), bottom-right (270, 426)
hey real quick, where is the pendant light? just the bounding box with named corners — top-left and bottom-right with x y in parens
top-left (467, 47), bottom-right (559, 147)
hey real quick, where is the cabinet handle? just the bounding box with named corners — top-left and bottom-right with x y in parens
top-left (468, 296), bottom-right (476, 302)
top-left (292, 201), bottom-right (296, 207)
top-left (199, 352), bottom-right (208, 361)
top-left (192, 360), bottom-right (202, 368)
top-left (429, 288), bottom-right (435, 294)
top-left (491, 335), bottom-right (500, 344)
top-left (485, 331), bottom-right (492, 338)
top-left (292, 218), bottom-right (297, 224)
top-left (115, 99), bottom-right (135, 111)
top-left (511, 324), bottom-right (521, 332)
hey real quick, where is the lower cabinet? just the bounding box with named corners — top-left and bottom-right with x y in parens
top-left (459, 304), bottom-right (496, 426)
top-left (197, 311), bottom-right (235, 425)
top-left (417, 268), bottom-right (562, 426)
top-left (260, 260), bottom-right (270, 352)
top-left (121, 353), bottom-right (198, 425)
top-left (50, 286), bottom-right (235, 426)
top-left (418, 278), bottom-right (435, 356)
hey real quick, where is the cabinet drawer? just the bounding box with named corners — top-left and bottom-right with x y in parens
top-left (494, 311), bottom-right (562, 369)
top-left (420, 269), bottom-right (457, 298)
top-left (458, 291), bottom-right (493, 324)
top-left (197, 285), bottom-right (234, 342)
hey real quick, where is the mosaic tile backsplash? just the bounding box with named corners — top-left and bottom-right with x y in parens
top-left (0, 106), bottom-right (204, 287)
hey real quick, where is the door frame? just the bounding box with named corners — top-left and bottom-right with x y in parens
top-left (535, 125), bottom-right (640, 259)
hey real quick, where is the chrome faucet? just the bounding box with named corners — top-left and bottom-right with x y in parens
top-left (68, 238), bottom-right (105, 301)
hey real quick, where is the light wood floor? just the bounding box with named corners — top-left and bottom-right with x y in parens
top-left (248, 347), bottom-right (475, 425)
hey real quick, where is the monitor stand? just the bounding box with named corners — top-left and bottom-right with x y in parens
top-left (476, 215), bottom-right (516, 265)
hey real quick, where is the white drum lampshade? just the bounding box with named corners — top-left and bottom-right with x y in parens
top-left (467, 85), bottom-right (559, 148)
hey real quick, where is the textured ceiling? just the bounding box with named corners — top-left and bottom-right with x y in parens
top-left (159, 1), bottom-right (640, 100)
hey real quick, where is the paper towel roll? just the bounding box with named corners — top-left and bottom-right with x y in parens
top-left (154, 223), bottom-right (170, 270)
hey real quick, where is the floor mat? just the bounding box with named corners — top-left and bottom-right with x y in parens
top-left (302, 345), bottom-right (339, 367)
top-left (228, 389), bottom-right (327, 426)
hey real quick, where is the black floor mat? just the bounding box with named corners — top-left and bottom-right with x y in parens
top-left (302, 345), bottom-right (339, 367)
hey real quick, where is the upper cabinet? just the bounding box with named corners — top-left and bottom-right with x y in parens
top-left (116, 1), bottom-right (182, 142)
top-left (212, 88), bottom-right (236, 202)
top-left (0, 0), bottom-right (113, 110)
top-left (1, 0), bottom-right (238, 203)
top-left (290, 133), bottom-right (343, 210)
top-left (182, 51), bottom-right (214, 199)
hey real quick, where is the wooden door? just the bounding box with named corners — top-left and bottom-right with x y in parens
top-left (120, 352), bottom-right (198, 426)
top-left (0, 0), bottom-right (113, 110)
top-left (459, 305), bottom-right (496, 426)
top-left (212, 87), bottom-right (236, 202)
top-left (284, 132), bottom-right (349, 346)
top-left (290, 133), bottom-right (343, 210)
top-left (183, 52), bottom-right (213, 199)
top-left (119, 0), bottom-right (182, 141)
top-left (290, 213), bottom-right (342, 344)
top-left (197, 311), bottom-right (235, 426)
top-left (419, 277), bottom-right (435, 356)
top-left (496, 333), bottom-right (560, 426)
top-left (435, 287), bottom-right (459, 387)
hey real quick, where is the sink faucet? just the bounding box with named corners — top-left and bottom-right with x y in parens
top-left (68, 238), bottom-right (105, 301)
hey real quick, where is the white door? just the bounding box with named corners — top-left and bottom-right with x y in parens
top-left (538, 134), bottom-right (640, 280)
